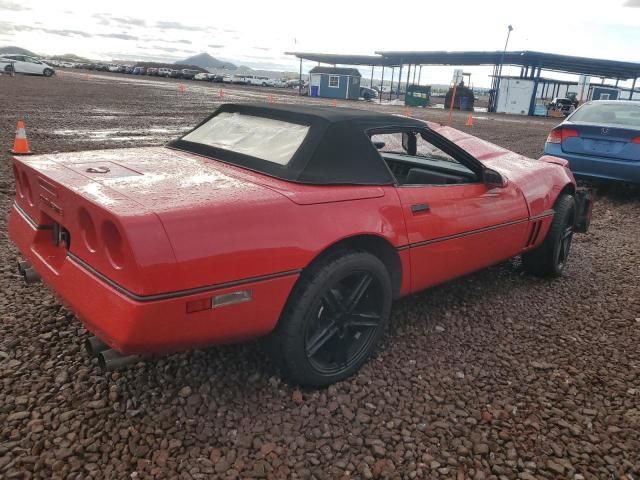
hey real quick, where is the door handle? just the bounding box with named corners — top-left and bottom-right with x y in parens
top-left (411, 203), bottom-right (430, 214)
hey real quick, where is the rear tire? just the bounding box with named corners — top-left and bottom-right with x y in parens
top-left (269, 251), bottom-right (392, 387)
top-left (523, 194), bottom-right (576, 277)
top-left (43, 68), bottom-right (53, 77)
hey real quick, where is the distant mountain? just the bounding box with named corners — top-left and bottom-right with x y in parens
top-left (49, 53), bottom-right (94, 63)
top-left (0, 46), bottom-right (36, 56)
top-left (178, 53), bottom-right (236, 71)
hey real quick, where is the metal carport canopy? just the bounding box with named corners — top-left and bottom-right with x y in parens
top-left (375, 51), bottom-right (640, 80)
top-left (285, 52), bottom-right (398, 67)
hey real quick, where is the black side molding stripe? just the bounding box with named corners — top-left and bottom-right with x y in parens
top-left (13, 202), bottom-right (52, 231)
top-left (396, 217), bottom-right (531, 250)
top-left (530, 209), bottom-right (555, 221)
top-left (67, 253), bottom-right (302, 303)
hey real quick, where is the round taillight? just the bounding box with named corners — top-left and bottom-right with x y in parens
top-left (78, 208), bottom-right (97, 252)
top-left (13, 165), bottom-right (22, 198)
top-left (20, 171), bottom-right (33, 206)
top-left (102, 220), bottom-right (125, 270)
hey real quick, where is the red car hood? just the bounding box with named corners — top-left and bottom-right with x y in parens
top-left (434, 125), bottom-right (575, 215)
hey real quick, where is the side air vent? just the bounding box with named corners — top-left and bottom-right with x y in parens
top-left (526, 220), bottom-right (542, 248)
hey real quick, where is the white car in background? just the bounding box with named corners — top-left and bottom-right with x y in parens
top-left (0, 54), bottom-right (55, 77)
top-left (244, 75), bottom-right (275, 86)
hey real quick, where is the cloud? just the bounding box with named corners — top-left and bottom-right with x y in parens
top-left (111, 17), bottom-right (146, 27)
top-left (46, 28), bottom-right (93, 38)
top-left (93, 13), bottom-right (146, 27)
top-left (15, 25), bottom-right (94, 38)
top-left (208, 44), bottom-right (224, 49)
top-left (623, 0), bottom-right (640, 5)
top-left (153, 46), bottom-right (183, 53)
top-left (0, 0), bottom-right (30, 11)
top-left (97, 33), bottom-right (138, 40)
top-left (1, 23), bottom-right (122, 39)
top-left (92, 13), bottom-right (111, 26)
top-left (155, 21), bottom-right (208, 32)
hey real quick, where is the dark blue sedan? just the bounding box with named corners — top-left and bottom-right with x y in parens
top-left (543, 100), bottom-right (640, 184)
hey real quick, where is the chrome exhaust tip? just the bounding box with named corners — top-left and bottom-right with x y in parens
top-left (23, 267), bottom-right (41, 285)
top-left (85, 336), bottom-right (110, 357)
top-left (98, 349), bottom-right (140, 371)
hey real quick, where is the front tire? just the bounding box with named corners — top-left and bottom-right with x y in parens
top-left (269, 251), bottom-right (392, 387)
top-left (523, 194), bottom-right (576, 277)
top-left (43, 68), bottom-right (53, 77)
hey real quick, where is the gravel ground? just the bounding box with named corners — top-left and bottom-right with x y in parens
top-left (1, 72), bottom-right (639, 480)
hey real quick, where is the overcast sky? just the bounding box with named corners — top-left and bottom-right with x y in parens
top-left (1, 0), bottom-right (639, 87)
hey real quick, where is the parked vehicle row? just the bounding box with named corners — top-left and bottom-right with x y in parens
top-left (2, 54), bottom-right (306, 87)
top-left (78, 64), bottom-right (291, 84)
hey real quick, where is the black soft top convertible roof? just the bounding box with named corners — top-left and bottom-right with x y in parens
top-left (169, 103), bottom-right (428, 185)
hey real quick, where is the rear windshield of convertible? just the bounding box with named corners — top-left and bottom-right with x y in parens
top-left (181, 112), bottom-right (310, 165)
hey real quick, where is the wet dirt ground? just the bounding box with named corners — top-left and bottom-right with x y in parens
top-left (1, 71), bottom-right (639, 480)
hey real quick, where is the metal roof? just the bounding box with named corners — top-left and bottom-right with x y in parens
top-left (309, 66), bottom-right (362, 76)
top-left (285, 52), bottom-right (396, 66)
top-left (375, 51), bottom-right (640, 80)
top-left (287, 50), bottom-right (640, 80)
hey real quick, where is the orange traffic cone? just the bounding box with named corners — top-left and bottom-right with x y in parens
top-left (268, 94), bottom-right (274, 104)
top-left (403, 107), bottom-right (411, 117)
top-left (10, 121), bottom-right (32, 155)
top-left (219, 88), bottom-right (224, 98)
top-left (178, 83), bottom-right (186, 93)
top-left (332, 99), bottom-right (337, 107)
top-left (466, 113), bottom-right (474, 127)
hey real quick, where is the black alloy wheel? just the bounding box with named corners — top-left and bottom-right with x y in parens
top-left (304, 270), bottom-right (384, 374)
top-left (269, 251), bottom-right (392, 387)
top-left (523, 193), bottom-right (576, 277)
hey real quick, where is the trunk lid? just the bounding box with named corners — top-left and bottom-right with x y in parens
top-left (561, 122), bottom-right (640, 161)
top-left (48, 146), bottom-right (281, 212)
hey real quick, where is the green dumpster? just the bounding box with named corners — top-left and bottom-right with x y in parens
top-left (405, 84), bottom-right (431, 107)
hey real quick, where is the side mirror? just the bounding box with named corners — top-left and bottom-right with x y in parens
top-left (483, 168), bottom-right (508, 188)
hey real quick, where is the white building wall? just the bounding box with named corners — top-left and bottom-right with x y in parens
top-left (496, 78), bottom-right (535, 115)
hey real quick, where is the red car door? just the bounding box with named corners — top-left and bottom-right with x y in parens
top-left (371, 128), bottom-right (530, 294)
top-left (396, 182), bottom-right (529, 293)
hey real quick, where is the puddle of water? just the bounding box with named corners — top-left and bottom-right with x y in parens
top-left (51, 126), bottom-right (187, 142)
top-left (91, 108), bottom-right (125, 115)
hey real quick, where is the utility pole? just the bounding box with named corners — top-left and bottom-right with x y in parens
top-left (492, 24), bottom-right (513, 112)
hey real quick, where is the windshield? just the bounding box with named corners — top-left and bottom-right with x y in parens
top-left (570, 102), bottom-right (640, 128)
top-left (182, 112), bottom-right (310, 165)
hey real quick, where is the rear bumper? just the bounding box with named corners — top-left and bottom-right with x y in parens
top-left (8, 204), bottom-right (298, 355)
top-left (544, 143), bottom-right (640, 184)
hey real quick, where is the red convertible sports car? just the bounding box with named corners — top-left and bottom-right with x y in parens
top-left (9, 103), bottom-right (592, 386)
